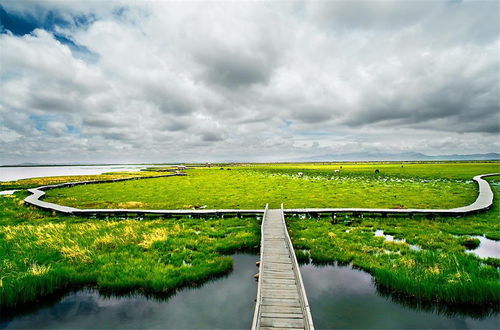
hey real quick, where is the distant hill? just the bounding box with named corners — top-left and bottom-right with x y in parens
top-left (299, 152), bottom-right (500, 161)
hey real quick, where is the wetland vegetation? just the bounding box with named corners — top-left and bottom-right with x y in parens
top-left (2, 254), bottom-right (259, 328)
top-left (0, 190), bottom-right (259, 309)
top-left (288, 177), bottom-right (500, 308)
top-left (43, 162), bottom-right (499, 210)
top-left (1, 161), bottom-right (499, 320)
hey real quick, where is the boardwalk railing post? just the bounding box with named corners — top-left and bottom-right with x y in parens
top-left (251, 203), bottom-right (268, 330)
top-left (281, 204), bottom-right (314, 330)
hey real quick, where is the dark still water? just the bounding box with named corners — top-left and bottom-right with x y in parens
top-left (1, 254), bottom-right (258, 329)
top-left (300, 263), bottom-right (499, 329)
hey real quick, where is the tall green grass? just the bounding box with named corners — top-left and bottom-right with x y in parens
top-left (0, 193), bottom-right (260, 308)
top-left (287, 178), bottom-right (500, 307)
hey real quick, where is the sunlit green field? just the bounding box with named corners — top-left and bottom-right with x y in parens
top-left (1, 162), bottom-right (499, 310)
top-left (0, 191), bottom-right (259, 309)
top-left (288, 177), bottom-right (500, 307)
top-left (44, 162), bottom-right (500, 209)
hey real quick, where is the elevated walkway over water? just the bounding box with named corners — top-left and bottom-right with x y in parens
top-left (252, 207), bottom-right (314, 329)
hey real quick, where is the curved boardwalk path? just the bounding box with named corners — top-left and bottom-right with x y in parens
top-left (284, 173), bottom-right (499, 216)
top-left (18, 171), bottom-right (499, 329)
top-left (252, 207), bottom-right (314, 330)
top-left (24, 173), bottom-right (499, 216)
top-left (23, 173), bottom-right (261, 216)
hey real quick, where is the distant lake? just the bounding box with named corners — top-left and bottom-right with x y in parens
top-left (0, 165), bottom-right (168, 182)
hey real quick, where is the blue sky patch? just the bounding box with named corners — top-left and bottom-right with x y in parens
top-left (67, 125), bottom-right (80, 135)
top-left (0, 5), bottom-right (99, 62)
top-left (29, 114), bottom-right (51, 132)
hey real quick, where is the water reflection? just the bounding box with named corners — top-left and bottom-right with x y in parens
top-left (374, 229), bottom-right (421, 251)
top-left (1, 254), bottom-right (258, 329)
top-left (0, 190), bottom-right (18, 195)
top-left (467, 236), bottom-right (500, 259)
top-left (300, 262), bottom-right (499, 329)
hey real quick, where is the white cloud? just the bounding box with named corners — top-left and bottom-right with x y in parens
top-left (0, 0), bottom-right (498, 164)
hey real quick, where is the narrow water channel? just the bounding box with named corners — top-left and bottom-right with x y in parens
top-left (300, 263), bottom-right (499, 329)
top-left (1, 254), bottom-right (258, 329)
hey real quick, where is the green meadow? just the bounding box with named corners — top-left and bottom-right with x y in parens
top-left (0, 191), bottom-right (259, 309)
top-left (288, 177), bottom-right (500, 307)
top-left (44, 162), bottom-right (500, 210)
top-left (1, 162), bottom-right (499, 310)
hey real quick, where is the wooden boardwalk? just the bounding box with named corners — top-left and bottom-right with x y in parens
top-left (284, 173), bottom-right (500, 216)
top-left (252, 207), bottom-right (314, 329)
top-left (23, 172), bottom-right (499, 217)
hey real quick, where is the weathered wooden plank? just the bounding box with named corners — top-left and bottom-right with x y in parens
top-left (260, 327), bottom-right (304, 330)
top-left (261, 312), bottom-right (304, 319)
top-left (264, 265), bottom-right (293, 270)
top-left (260, 317), bottom-right (305, 328)
top-left (262, 284), bottom-right (297, 289)
top-left (262, 279), bottom-right (297, 285)
top-left (261, 298), bottom-right (301, 307)
top-left (253, 209), bottom-right (314, 330)
top-left (262, 270), bottom-right (295, 275)
top-left (261, 306), bottom-right (303, 314)
top-left (262, 291), bottom-right (300, 299)
top-left (264, 258), bottom-right (292, 262)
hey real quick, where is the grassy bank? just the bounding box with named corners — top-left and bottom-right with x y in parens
top-left (0, 192), bottom-right (260, 309)
top-left (287, 177), bottom-right (500, 307)
top-left (43, 162), bottom-right (500, 210)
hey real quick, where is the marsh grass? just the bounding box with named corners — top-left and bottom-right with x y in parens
top-left (42, 163), bottom-right (498, 209)
top-left (287, 178), bottom-right (500, 307)
top-left (0, 192), bottom-right (260, 308)
top-left (2, 162), bottom-right (499, 310)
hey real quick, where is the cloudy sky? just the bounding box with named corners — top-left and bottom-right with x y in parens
top-left (0, 0), bottom-right (498, 164)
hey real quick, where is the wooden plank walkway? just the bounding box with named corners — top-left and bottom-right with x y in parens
top-left (284, 173), bottom-right (500, 216)
top-left (252, 207), bottom-right (314, 329)
top-left (23, 173), bottom-right (499, 217)
top-left (23, 173), bottom-right (262, 216)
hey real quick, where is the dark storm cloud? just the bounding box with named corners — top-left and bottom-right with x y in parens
top-left (201, 131), bottom-right (224, 142)
top-left (27, 91), bottom-right (77, 112)
top-left (82, 117), bottom-right (118, 128)
top-left (291, 105), bottom-right (333, 124)
top-left (162, 119), bottom-right (190, 132)
top-left (343, 62), bottom-right (499, 134)
top-left (196, 50), bottom-right (275, 88)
